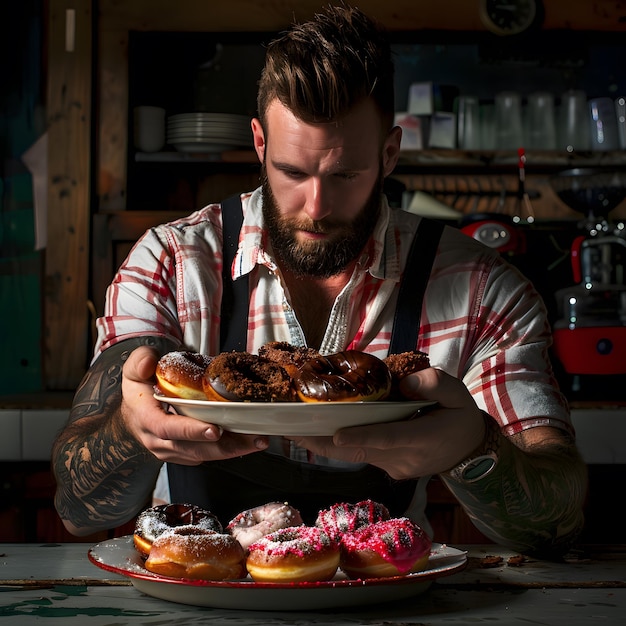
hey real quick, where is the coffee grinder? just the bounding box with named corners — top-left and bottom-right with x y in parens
top-left (549, 168), bottom-right (626, 396)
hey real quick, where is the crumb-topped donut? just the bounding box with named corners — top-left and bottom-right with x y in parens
top-left (315, 499), bottom-right (390, 541)
top-left (383, 351), bottom-right (430, 400)
top-left (203, 351), bottom-right (295, 402)
top-left (258, 341), bottom-right (321, 377)
top-left (294, 350), bottom-right (392, 403)
top-left (227, 502), bottom-right (304, 550)
top-left (155, 351), bottom-right (213, 400)
top-left (133, 503), bottom-right (222, 557)
top-left (246, 526), bottom-right (340, 582)
top-left (144, 526), bottom-right (246, 580)
top-left (340, 517), bottom-right (432, 579)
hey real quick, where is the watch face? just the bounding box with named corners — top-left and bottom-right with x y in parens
top-left (480, 0), bottom-right (538, 36)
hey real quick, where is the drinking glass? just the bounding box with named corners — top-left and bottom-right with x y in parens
top-left (495, 91), bottom-right (523, 150)
top-left (588, 97), bottom-right (619, 151)
top-left (559, 90), bottom-right (590, 151)
top-left (526, 92), bottom-right (557, 150)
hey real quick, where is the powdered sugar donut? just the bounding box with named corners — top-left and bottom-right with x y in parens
top-left (155, 351), bottom-right (212, 400)
top-left (144, 526), bottom-right (246, 580)
top-left (133, 503), bottom-right (222, 558)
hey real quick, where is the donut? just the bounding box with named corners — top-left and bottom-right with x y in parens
top-left (246, 526), bottom-right (340, 583)
top-left (144, 526), bottom-right (246, 580)
top-left (226, 502), bottom-right (304, 550)
top-left (133, 503), bottom-right (222, 558)
top-left (293, 350), bottom-right (392, 403)
top-left (383, 350), bottom-right (430, 400)
top-left (257, 341), bottom-right (321, 377)
top-left (383, 350), bottom-right (430, 380)
top-left (203, 351), bottom-right (295, 402)
top-left (155, 351), bottom-right (213, 400)
top-left (315, 499), bottom-right (390, 541)
top-left (340, 517), bottom-right (432, 579)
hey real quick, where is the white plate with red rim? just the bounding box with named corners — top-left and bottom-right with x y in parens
top-left (153, 394), bottom-right (435, 436)
top-left (88, 536), bottom-right (467, 611)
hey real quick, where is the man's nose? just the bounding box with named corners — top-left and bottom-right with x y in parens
top-left (304, 178), bottom-right (332, 221)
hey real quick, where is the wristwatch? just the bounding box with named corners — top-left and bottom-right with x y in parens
top-left (451, 452), bottom-right (498, 483)
top-left (448, 412), bottom-right (500, 483)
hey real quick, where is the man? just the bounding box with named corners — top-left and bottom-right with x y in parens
top-left (53, 5), bottom-right (587, 559)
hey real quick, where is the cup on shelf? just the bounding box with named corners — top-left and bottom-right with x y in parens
top-left (588, 97), bottom-right (619, 151)
top-left (558, 90), bottom-right (591, 152)
top-left (133, 106), bottom-right (166, 153)
top-left (456, 96), bottom-right (481, 150)
top-left (480, 103), bottom-right (496, 150)
top-left (526, 91), bottom-right (557, 150)
top-left (494, 91), bottom-right (523, 150)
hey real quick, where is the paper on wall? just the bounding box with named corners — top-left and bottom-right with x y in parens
top-left (21, 132), bottom-right (48, 250)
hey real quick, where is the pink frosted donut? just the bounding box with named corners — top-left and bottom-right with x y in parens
top-left (246, 526), bottom-right (340, 582)
top-left (340, 517), bottom-right (432, 579)
top-left (226, 502), bottom-right (304, 550)
top-left (315, 499), bottom-right (390, 541)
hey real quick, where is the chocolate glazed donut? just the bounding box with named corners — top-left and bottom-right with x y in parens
top-left (294, 350), bottom-right (392, 402)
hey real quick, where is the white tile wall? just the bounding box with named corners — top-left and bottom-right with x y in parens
top-left (0, 411), bottom-right (22, 461)
top-left (21, 410), bottom-right (70, 461)
top-left (0, 408), bottom-right (623, 463)
top-left (0, 409), bottom-right (69, 461)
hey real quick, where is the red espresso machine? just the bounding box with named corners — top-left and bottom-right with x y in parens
top-left (549, 169), bottom-right (626, 386)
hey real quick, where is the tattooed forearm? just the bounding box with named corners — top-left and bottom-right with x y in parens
top-left (52, 336), bottom-right (176, 535)
top-left (440, 417), bottom-right (588, 560)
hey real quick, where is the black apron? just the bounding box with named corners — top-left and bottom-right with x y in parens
top-left (167, 194), bottom-right (444, 524)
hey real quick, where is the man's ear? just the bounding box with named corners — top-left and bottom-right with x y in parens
top-left (251, 118), bottom-right (266, 163)
top-left (382, 125), bottom-right (402, 177)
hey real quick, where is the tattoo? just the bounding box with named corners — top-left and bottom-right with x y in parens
top-left (441, 416), bottom-right (588, 559)
top-left (52, 336), bottom-right (177, 533)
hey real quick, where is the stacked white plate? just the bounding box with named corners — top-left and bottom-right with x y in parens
top-left (167, 113), bottom-right (253, 153)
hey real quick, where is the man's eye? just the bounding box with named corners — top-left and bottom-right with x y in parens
top-left (283, 169), bottom-right (305, 179)
top-left (336, 172), bottom-right (358, 181)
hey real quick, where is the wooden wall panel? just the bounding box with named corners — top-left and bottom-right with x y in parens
top-left (46, 0), bottom-right (92, 389)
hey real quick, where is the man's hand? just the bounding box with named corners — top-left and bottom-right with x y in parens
top-left (120, 346), bottom-right (269, 465)
top-left (285, 367), bottom-right (485, 480)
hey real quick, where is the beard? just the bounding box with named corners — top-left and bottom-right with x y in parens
top-left (261, 165), bottom-right (384, 278)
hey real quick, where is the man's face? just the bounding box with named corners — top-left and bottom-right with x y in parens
top-left (251, 99), bottom-right (401, 278)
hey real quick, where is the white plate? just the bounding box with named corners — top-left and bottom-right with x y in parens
top-left (154, 394), bottom-right (435, 435)
top-left (167, 120), bottom-right (251, 129)
top-left (88, 536), bottom-right (467, 611)
top-left (171, 142), bottom-right (239, 153)
top-left (168, 113), bottom-right (251, 123)
top-left (166, 131), bottom-right (251, 142)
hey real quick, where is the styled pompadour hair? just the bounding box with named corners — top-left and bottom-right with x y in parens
top-left (257, 4), bottom-right (395, 129)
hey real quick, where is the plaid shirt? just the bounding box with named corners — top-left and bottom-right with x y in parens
top-left (97, 187), bottom-right (572, 524)
top-left (95, 187), bottom-right (571, 438)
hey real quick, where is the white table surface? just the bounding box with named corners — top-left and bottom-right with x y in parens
top-left (0, 542), bottom-right (624, 625)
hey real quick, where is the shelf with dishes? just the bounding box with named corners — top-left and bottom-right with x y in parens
top-left (134, 148), bottom-right (626, 170)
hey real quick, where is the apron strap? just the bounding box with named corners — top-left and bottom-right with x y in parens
top-left (219, 193), bottom-right (248, 352)
top-left (389, 217), bottom-right (444, 353)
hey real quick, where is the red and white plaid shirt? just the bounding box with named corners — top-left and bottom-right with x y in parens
top-left (96, 188), bottom-right (572, 521)
top-left (95, 187), bottom-right (571, 438)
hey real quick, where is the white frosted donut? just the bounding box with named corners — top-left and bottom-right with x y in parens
top-left (226, 502), bottom-right (304, 550)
